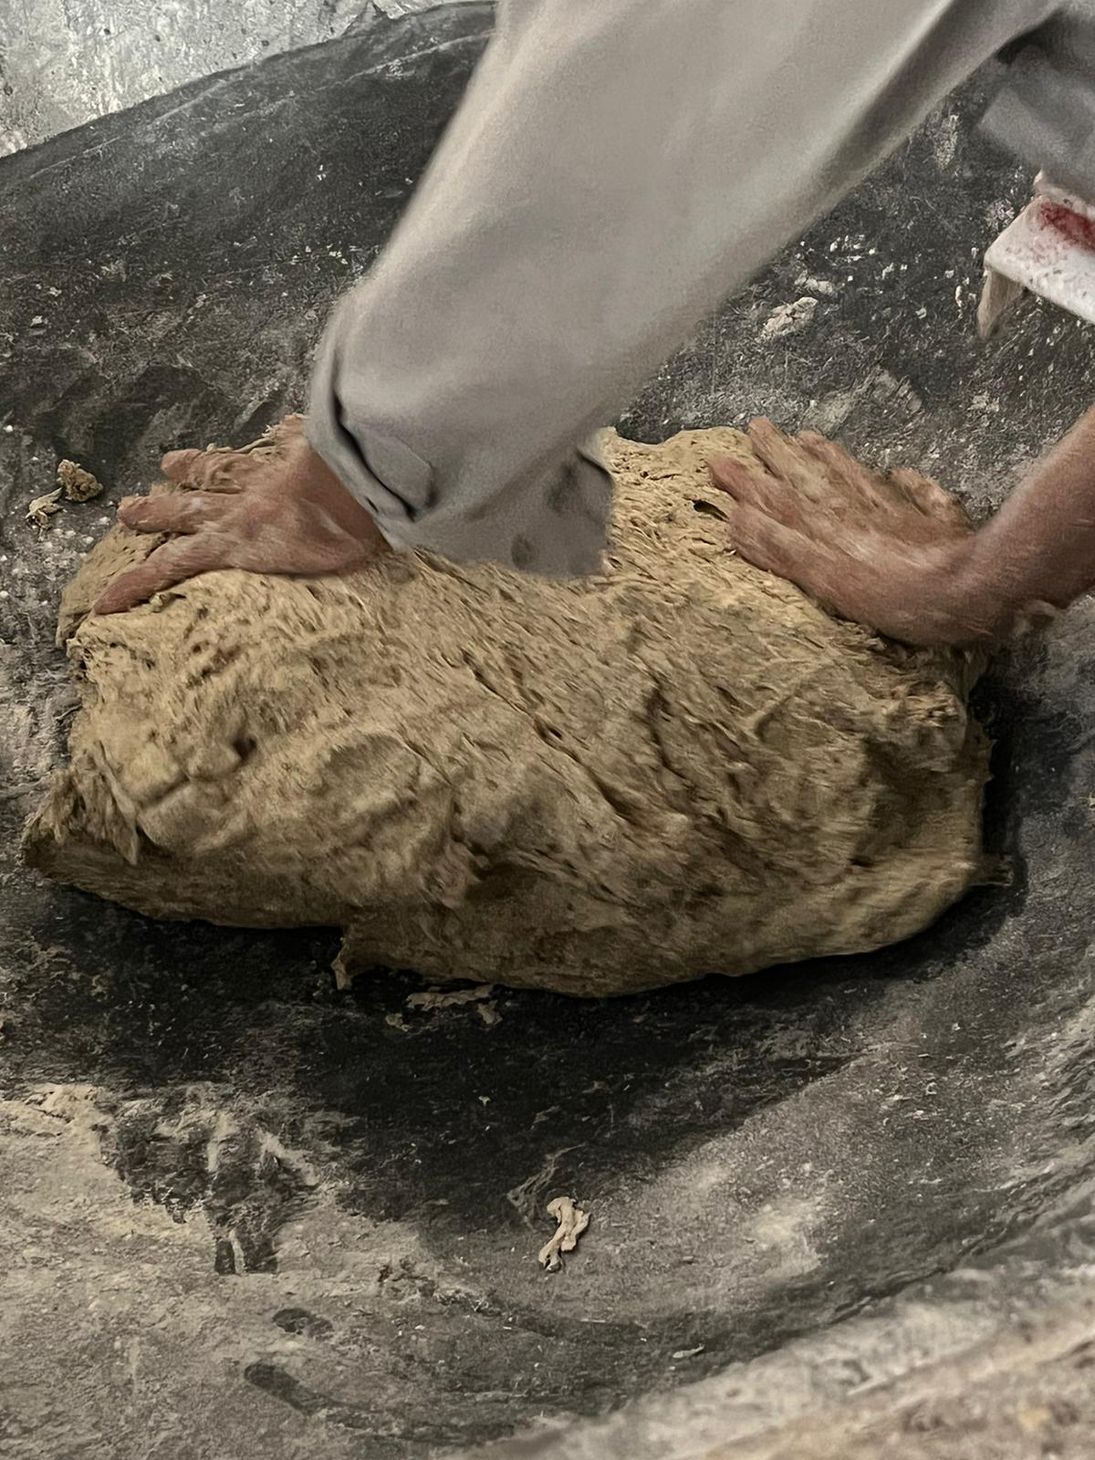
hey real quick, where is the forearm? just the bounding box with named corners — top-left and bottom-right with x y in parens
top-left (965, 405), bottom-right (1095, 619)
top-left (310, 0), bottom-right (1056, 572)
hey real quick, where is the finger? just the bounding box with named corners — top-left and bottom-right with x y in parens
top-left (160, 447), bottom-right (253, 493)
top-left (746, 418), bottom-right (830, 502)
top-left (796, 433), bottom-right (897, 517)
top-left (118, 491), bottom-right (231, 535)
top-left (160, 449), bottom-right (204, 485)
top-left (709, 457), bottom-right (810, 532)
top-left (796, 437), bottom-right (969, 542)
top-left (92, 535), bottom-right (228, 615)
top-left (723, 498), bottom-right (842, 600)
top-left (887, 468), bottom-right (972, 530)
top-left (724, 500), bottom-right (902, 632)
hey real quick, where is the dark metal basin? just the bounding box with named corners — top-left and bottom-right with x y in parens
top-left (2, 8), bottom-right (1094, 1457)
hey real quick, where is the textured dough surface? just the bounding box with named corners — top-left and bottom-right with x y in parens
top-left (24, 424), bottom-right (989, 997)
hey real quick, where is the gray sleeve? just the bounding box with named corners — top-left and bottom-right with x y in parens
top-left (308, 0), bottom-right (1058, 576)
top-left (980, 2), bottom-right (1095, 198)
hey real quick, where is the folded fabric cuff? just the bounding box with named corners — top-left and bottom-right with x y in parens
top-left (308, 367), bottom-right (612, 576)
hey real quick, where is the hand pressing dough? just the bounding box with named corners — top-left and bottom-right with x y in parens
top-left (23, 421), bottom-right (989, 997)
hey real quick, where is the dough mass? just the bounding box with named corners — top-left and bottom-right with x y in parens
top-left (24, 422), bottom-right (989, 996)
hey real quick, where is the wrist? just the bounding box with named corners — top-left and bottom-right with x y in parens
top-left (295, 440), bottom-right (388, 550)
top-left (951, 532), bottom-right (1050, 642)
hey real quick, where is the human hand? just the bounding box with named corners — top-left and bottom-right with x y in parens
top-left (710, 420), bottom-right (1017, 648)
top-left (93, 416), bottom-right (387, 614)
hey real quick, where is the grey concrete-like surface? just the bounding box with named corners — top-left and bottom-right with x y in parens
top-left (2, 6), bottom-right (1095, 1460)
top-left (0, 0), bottom-right (482, 154)
top-left (0, 0), bottom-right (365, 152)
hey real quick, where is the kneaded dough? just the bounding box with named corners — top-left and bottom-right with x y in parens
top-left (24, 422), bottom-right (989, 997)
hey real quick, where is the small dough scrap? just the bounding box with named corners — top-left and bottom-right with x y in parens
top-left (406, 985), bottom-right (495, 1011)
top-left (57, 459), bottom-right (104, 502)
top-left (538, 1196), bottom-right (590, 1272)
top-left (23, 421), bottom-right (989, 998)
top-left (26, 488), bottom-right (62, 528)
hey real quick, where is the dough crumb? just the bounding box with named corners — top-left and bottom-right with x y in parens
top-left (26, 488), bottom-right (63, 528)
top-left (538, 1196), bottom-right (590, 1272)
top-left (57, 459), bottom-right (104, 502)
top-left (761, 296), bottom-right (819, 338)
top-left (407, 984), bottom-right (495, 1011)
top-left (332, 948), bottom-right (353, 991)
